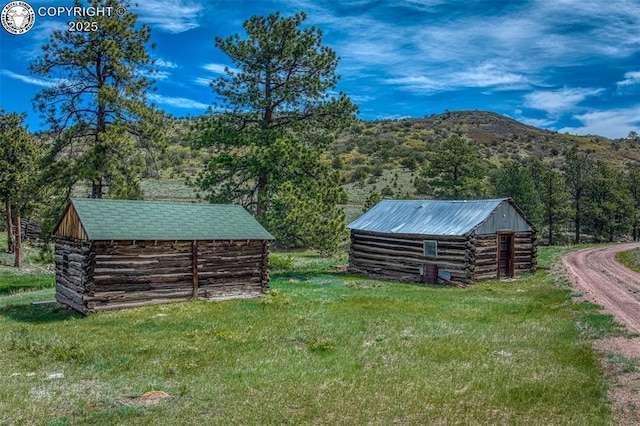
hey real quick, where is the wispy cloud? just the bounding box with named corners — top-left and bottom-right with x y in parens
top-left (134, 1), bottom-right (202, 33)
top-left (617, 71), bottom-right (640, 87)
top-left (194, 77), bottom-right (212, 87)
top-left (202, 63), bottom-right (235, 74)
top-left (384, 75), bottom-right (442, 94)
top-left (148, 93), bottom-right (209, 110)
top-left (559, 105), bottom-right (640, 138)
top-left (1, 69), bottom-right (57, 87)
top-left (517, 116), bottom-right (558, 129)
top-left (524, 87), bottom-right (604, 116)
top-left (156, 59), bottom-right (178, 69)
top-left (385, 63), bottom-right (529, 94)
top-left (194, 63), bottom-right (239, 87)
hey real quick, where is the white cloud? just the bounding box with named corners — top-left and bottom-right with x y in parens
top-left (194, 77), bottom-right (212, 87)
top-left (385, 63), bottom-right (529, 94)
top-left (156, 59), bottom-right (178, 69)
top-left (384, 75), bottom-right (442, 93)
top-left (617, 71), bottom-right (640, 87)
top-left (1, 69), bottom-right (57, 87)
top-left (195, 63), bottom-right (238, 88)
top-left (148, 93), bottom-right (209, 110)
top-left (558, 105), bottom-right (640, 139)
top-left (134, 1), bottom-right (202, 33)
top-left (202, 63), bottom-right (233, 74)
top-left (516, 116), bottom-right (557, 129)
top-left (152, 70), bottom-right (171, 80)
top-left (524, 87), bottom-right (604, 116)
top-left (451, 63), bottom-right (529, 89)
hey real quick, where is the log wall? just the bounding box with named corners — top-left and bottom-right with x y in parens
top-left (514, 231), bottom-right (537, 274)
top-left (349, 230), bottom-right (537, 285)
top-left (473, 234), bottom-right (498, 281)
top-left (348, 230), bottom-right (476, 285)
top-left (55, 238), bottom-right (270, 315)
top-left (20, 218), bottom-right (42, 242)
top-left (54, 239), bottom-right (92, 315)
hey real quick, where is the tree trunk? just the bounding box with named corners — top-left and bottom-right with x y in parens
top-left (92, 177), bottom-right (103, 198)
top-left (5, 199), bottom-right (14, 254)
top-left (14, 213), bottom-right (22, 269)
top-left (574, 198), bottom-right (581, 244)
top-left (255, 173), bottom-right (268, 218)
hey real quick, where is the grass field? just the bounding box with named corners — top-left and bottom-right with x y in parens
top-left (0, 236), bottom-right (54, 294)
top-left (0, 244), bottom-right (624, 424)
top-left (616, 247), bottom-right (640, 273)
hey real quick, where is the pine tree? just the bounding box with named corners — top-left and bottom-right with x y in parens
top-left (563, 146), bottom-right (593, 244)
top-left (422, 135), bottom-right (488, 199)
top-left (193, 12), bottom-right (357, 251)
top-left (492, 160), bottom-right (543, 228)
top-left (30, 0), bottom-right (165, 199)
top-left (627, 165), bottom-right (640, 241)
top-left (583, 161), bottom-right (633, 242)
top-left (528, 159), bottom-right (571, 245)
top-left (0, 111), bottom-right (46, 268)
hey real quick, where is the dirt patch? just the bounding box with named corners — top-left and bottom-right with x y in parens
top-left (120, 390), bottom-right (171, 406)
top-left (593, 337), bottom-right (640, 425)
top-left (563, 244), bottom-right (640, 425)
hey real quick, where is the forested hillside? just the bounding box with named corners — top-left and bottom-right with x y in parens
top-left (330, 111), bottom-right (640, 244)
top-left (15, 109), bottom-right (640, 248)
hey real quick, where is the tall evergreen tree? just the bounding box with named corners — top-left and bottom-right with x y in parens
top-left (627, 165), bottom-right (640, 241)
top-left (421, 135), bottom-right (488, 199)
top-left (563, 146), bottom-right (593, 243)
top-left (492, 160), bottom-right (543, 229)
top-left (528, 159), bottom-right (571, 245)
top-left (30, 0), bottom-right (164, 199)
top-left (582, 161), bottom-right (633, 242)
top-left (0, 111), bottom-right (46, 268)
top-left (193, 12), bottom-right (357, 252)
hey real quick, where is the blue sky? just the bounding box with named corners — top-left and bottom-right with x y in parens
top-left (1, 0), bottom-right (640, 138)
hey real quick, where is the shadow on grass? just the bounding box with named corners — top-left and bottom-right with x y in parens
top-left (0, 302), bottom-right (81, 323)
top-left (272, 270), bottom-right (347, 282)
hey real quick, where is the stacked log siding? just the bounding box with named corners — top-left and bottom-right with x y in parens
top-left (53, 199), bottom-right (273, 315)
top-left (348, 198), bottom-right (536, 285)
top-left (20, 218), bottom-right (42, 242)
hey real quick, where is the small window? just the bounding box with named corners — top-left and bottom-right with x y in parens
top-left (423, 240), bottom-right (437, 258)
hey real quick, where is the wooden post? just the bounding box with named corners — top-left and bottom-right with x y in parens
top-left (192, 240), bottom-right (198, 298)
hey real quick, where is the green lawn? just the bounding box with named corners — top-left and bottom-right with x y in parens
top-left (0, 235), bottom-right (55, 294)
top-left (616, 247), bottom-right (640, 273)
top-left (0, 247), bottom-right (622, 424)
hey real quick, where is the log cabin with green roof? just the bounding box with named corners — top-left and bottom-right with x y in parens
top-left (53, 198), bottom-right (274, 315)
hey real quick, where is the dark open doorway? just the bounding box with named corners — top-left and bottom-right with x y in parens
top-left (497, 231), bottom-right (515, 279)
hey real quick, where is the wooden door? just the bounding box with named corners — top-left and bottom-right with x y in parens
top-left (497, 232), bottom-right (514, 279)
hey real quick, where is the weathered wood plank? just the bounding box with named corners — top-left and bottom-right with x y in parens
top-left (55, 292), bottom-right (87, 315)
top-left (56, 283), bottom-right (84, 307)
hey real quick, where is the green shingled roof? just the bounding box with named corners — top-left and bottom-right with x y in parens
top-left (69, 198), bottom-right (274, 241)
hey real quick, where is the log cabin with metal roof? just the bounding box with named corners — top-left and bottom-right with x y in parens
top-left (347, 198), bottom-right (537, 285)
top-left (53, 198), bottom-right (274, 315)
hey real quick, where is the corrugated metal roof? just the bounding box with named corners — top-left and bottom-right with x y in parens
top-left (347, 198), bottom-right (530, 236)
top-left (68, 198), bottom-right (274, 241)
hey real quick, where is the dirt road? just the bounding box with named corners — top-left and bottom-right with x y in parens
top-left (563, 243), bottom-right (640, 334)
top-left (563, 243), bottom-right (640, 423)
